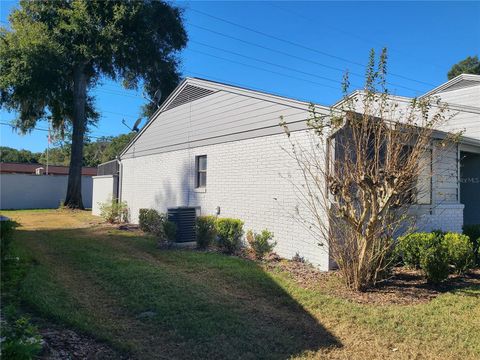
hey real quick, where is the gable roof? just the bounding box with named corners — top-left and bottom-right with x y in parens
top-left (422, 74), bottom-right (480, 97)
top-left (120, 77), bottom-right (330, 157)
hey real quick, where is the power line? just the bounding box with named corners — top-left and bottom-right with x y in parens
top-left (189, 23), bottom-right (349, 74)
top-left (0, 121), bottom-right (110, 140)
top-left (189, 23), bottom-right (421, 94)
top-left (102, 109), bottom-right (140, 118)
top-left (269, 3), bottom-right (445, 74)
top-left (191, 40), bottom-right (425, 94)
top-left (188, 8), bottom-right (433, 88)
top-left (189, 8), bottom-right (365, 66)
top-left (191, 40), bottom-right (354, 85)
top-left (187, 48), bottom-right (340, 90)
top-left (96, 88), bottom-right (144, 100)
top-left (187, 70), bottom-right (324, 104)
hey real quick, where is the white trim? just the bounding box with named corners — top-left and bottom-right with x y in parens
top-left (460, 143), bottom-right (480, 154)
top-left (422, 74), bottom-right (480, 98)
top-left (92, 175), bottom-right (116, 179)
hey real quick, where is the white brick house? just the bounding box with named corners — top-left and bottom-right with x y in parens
top-left (94, 75), bottom-right (480, 270)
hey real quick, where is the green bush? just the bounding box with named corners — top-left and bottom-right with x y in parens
top-left (420, 242), bottom-right (450, 283)
top-left (138, 209), bottom-right (176, 245)
top-left (163, 220), bottom-right (177, 242)
top-left (139, 209), bottom-right (163, 234)
top-left (1, 314), bottom-right (43, 360)
top-left (463, 224), bottom-right (480, 265)
top-left (397, 230), bottom-right (476, 282)
top-left (397, 232), bottom-right (450, 282)
top-left (196, 216), bottom-right (217, 249)
top-left (397, 232), bottom-right (438, 268)
top-left (99, 198), bottom-right (128, 223)
top-left (216, 218), bottom-right (244, 254)
top-left (1, 219), bottom-right (16, 260)
top-left (443, 233), bottom-right (474, 274)
top-left (246, 229), bottom-right (276, 260)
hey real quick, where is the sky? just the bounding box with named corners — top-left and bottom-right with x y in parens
top-left (1, 1), bottom-right (479, 152)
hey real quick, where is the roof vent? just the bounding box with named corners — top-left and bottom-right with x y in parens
top-left (164, 85), bottom-right (216, 111)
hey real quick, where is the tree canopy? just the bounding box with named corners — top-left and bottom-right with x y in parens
top-left (0, 147), bottom-right (41, 163)
top-left (0, 0), bottom-right (188, 207)
top-left (0, 132), bottom-right (135, 167)
top-left (447, 55), bottom-right (480, 79)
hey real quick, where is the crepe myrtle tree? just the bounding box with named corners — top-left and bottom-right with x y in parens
top-left (0, 0), bottom-right (187, 208)
top-left (281, 49), bottom-right (459, 291)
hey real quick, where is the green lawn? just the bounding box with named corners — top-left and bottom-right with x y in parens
top-left (2, 210), bottom-right (480, 359)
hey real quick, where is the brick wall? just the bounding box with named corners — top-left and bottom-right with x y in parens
top-left (120, 130), bottom-right (331, 270)
top-left (119, 130), bottom-right (466, 270)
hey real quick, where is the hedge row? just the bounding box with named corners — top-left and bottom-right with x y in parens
top-left (397, 230), bottom-right (477, 283)
top-left (196, 216), bottom-right (276, 258)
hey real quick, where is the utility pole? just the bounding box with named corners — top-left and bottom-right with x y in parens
top-left (46, 118), bottom-right (51, 175)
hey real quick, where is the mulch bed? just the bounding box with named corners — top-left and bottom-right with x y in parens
top-left (38, 322), bottom-right (129, 360)
top-left (269, 260), bottom-right (480, 305)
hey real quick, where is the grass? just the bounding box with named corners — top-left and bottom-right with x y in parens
top-left (2, 209), bottom-right (480, 359)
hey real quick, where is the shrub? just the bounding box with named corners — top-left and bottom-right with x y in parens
top-left (1, 314), bottom-right (43, 360)
top-left (443, 233), bottom-right (474, 274)
top-left (99, 198), bottom-right (128, 223)
top-left (196, 216), bottom-right (217, 249)
top-left (420, 243), bottom-right (450, 283)
top-left (163, 220), bottom-right (177, 243)
top-left (1, 219), bottom-right (16, 260)
top-left (216, 218), bottom-right (244, 254)
top-left (139, 209), bottom-right (162, 233)
top-left (463, 224), bottom-right (480, 265)
top-left (397, 232), bottom-right (437, 268)
top-left (292, 252), bottom-right (305, 263)
top-left (246, 229), bottom-right (276, 260)
top-left (397, 232), bottom-right (450, 283)
top-left (138, 209), bottom-right (176, 245)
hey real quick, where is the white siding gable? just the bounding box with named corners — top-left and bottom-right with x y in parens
top-left (121, 78), bottom-right (330, 159)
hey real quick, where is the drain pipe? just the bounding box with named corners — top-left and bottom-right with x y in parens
top-left (117, 157), bottom-right (123, 204)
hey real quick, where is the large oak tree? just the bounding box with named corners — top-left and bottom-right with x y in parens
top-left (0, 0), bottom-right (187, 208)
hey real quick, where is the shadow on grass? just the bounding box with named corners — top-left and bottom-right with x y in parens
top-left (12, 226), bottom-right (342, 360)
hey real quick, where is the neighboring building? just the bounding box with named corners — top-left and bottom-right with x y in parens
top-left (91, 160), bottom-right (120, 216)
top-left (0, 162), bottom-right (97, 176)
top-left (0, 162), bottom-right (96, 209)
top-left (93, 75), bottom-right (479, 270)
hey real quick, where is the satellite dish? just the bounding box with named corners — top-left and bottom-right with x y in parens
top-left (121, 118), bottom-right (142, 133)
top-left (142, 88), bottom-right (162, 109)
top-left (132, 118), bottom-right (142, 132)
top-left (153, 89), bottom-right (162, 104)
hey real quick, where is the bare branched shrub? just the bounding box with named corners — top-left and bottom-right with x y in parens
top-left (281, 49), bottom-right (459, 291)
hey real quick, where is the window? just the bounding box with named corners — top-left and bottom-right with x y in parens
top-left (195, 155), bottom-right (207, 188)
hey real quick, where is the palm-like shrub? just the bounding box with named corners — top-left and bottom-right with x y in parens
top-left (246, 229), bottom-right (276, 260)
top-left (99, 198), bottom-right (128, 223)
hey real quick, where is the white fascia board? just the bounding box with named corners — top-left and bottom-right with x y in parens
top-left (422, 74), bottom-right (480, 98)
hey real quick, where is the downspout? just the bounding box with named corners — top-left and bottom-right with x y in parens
top-left (118, 157), bottom-right (123, 204)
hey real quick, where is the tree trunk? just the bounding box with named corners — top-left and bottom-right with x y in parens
top-left (64, 65), bottom-right (87, 209)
